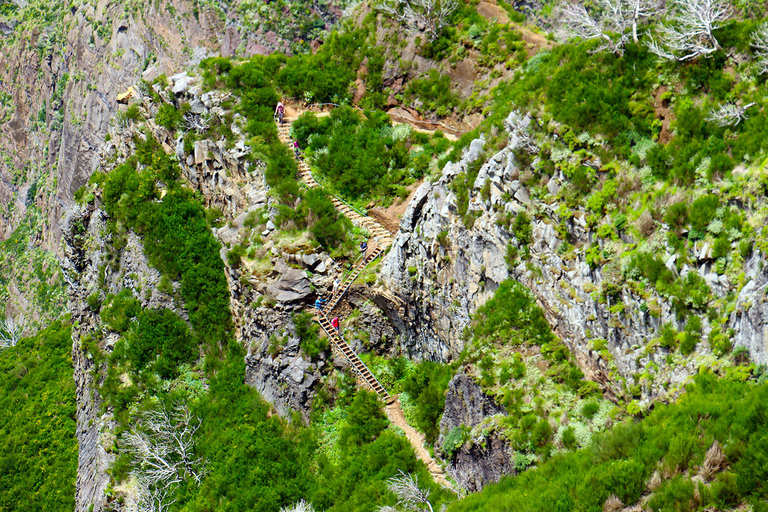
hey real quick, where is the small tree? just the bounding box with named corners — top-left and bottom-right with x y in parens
top-left (374, 0), bottom-right (458, 41)
top-left (0, 314), bottom-right (25, 349)
top-left (379, 471), bottom-right (437, 512)
top-left (646, 0), bottom-right (732, 61)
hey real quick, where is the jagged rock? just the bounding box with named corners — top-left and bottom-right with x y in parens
top-left (269, 260), bottom-right (312, 303)
top-left (439, 374), bottom-right (505, 432)
top-left (547, 176), bottom-right (561, 195)
top-left (171, 72), bottom-right (191, 94)
top-left (436, 374), bottom-right (512, 493)
top-left (189, 98), bottom-right (206, 114)
top-left (466, 138), bottom-right (486, 163)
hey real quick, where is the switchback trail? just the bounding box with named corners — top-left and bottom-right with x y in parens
top-left (276, 114), bottom-right (450, 488)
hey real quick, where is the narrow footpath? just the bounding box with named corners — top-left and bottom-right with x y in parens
top-left (276, 114), bottom-right (450, 488)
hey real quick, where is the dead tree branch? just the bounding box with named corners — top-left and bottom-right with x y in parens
top-left (706, 102), bottom-right (755, 126)
top-left (0, 314), bottom-right (26, 349)
top-left (646, 0), bottom-right (732, 61)
top-left (281, 500), bottom-right (316, 512)
top-left (374, 0), bottom-right (458, 41)
top-left (381, 470), bottom-right (434, 512)
top-left (125, 403), bottom-right (208, 511)
top-left (751, 23), bottom-right (768, 73)
top-left (559, 0), bottom-right (659, 53)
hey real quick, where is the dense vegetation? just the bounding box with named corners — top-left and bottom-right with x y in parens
top-left (84, 92), bottom-right (448, 512)
top-left (451, 371), bottom-right (768, 512)
top-left (197, 56), bottom-right (356, 253)
top-left (291, 108), bottom-right (451, 204)
top-left (0, 320), bottom-right (76, 511)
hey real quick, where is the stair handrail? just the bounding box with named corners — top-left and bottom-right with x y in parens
top-left (316, 310), bottom-right (390, 399)
top-left (325, 245), bottom-right (384, 313)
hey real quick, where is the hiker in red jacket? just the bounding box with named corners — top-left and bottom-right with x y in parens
top-left (331, 317), bottom-right (340, 332)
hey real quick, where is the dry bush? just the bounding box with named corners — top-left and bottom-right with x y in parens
top-left (635, 210), bottom-right (656, 237)
top-left (604, 494), bottom-right (625, 512)
top-left (647, 470), bottom-right (662, 491)
top-left (700, 440), bottom-right (727, 480)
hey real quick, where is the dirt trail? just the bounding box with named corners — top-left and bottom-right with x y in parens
top-left (386, 397), bottom-right (452, 488)
top-left (278, 114), bottom-right (453, 489)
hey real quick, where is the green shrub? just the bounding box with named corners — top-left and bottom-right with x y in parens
top-left (648, 475), bottom-right (695, 512)
top-left (582, 400), bottom-right (600, 419)
top-left (562, 426), bottom-right (577, 449)
top-left (443, 425), bottom-right (470, 458)
top-left (338, 391), bottom-right (388, 448)
top-left (664, 202), bottom-right (689, 233)
top-left (512, 211), bottom-right (533, 247)
top-left (155, 103), bottom-right (183, 131)
top-left (294, 310), bottom-right (328, 359)
top-left (689, 194), bottom-right (720, 232)
top-left (402, 361), bottom-right (454, 444)
top-left (0, 321), bottom-right (76, 512)
top-left (404, 69), bottom-right (460, 113)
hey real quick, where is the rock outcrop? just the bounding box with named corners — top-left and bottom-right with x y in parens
top-left (378, 111), bottom-right (768, 402)
top-left (436, 374), bottom-right (513, 493)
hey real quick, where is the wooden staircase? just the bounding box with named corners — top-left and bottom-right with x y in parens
top-left (315, 311), bottom-right (392, 402)
top-left (276, 122), bottom-right (394, 246)
top-left (275, 113), bottom-right (451, 489)
top-left (324, 246), bottom-right (383, 314)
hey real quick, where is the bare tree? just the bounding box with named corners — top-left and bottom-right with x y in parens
top-left (184, 113), bottom-right (210, 135)
top-left (374, 0), bottom-right (458, 41)
top-left (281, 500), bottom-right (316, 512)
top-left (125, 403), bottom-right (208, 511)
top-left (646, 0), bottom-right (732, 61)
top-left (559, 0), bottom-right (659, 54)
top-left (134, 476), bottom-right (178, 512)
top-left (705, 102), bottom-right (755, 126)
top-left (379, 470), bottom-right (435, 512)
top-left (0, 314), bottom-right (26, 349)
top-left (559, 0), bottom-right (628, 54)
top-left (751, 23), bottom-right (768, 73)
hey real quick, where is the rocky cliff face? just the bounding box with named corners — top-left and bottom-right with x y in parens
top-left (436, 374), bottom-right (513, 493)
top-left (378, 112), bottom-right (768, 402)
top-left (0, 0), bottom-right (223, 328)
top-left (62, 201), bottom-right (184, 511)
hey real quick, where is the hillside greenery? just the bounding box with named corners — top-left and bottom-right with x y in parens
top-left (0, 320), bottom-right (77, 512)
top-left (83, 114), bottom-right (449, 512)
top-left (450, 371), bottom-right (768, 512)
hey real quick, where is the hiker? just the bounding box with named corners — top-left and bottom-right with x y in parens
top-left (331, 317), bottom-right (340, 332)
top-left (293, 140), bottom-right (301, 158)
top-left (360, 240), bottom-right (368, 254)
top-left (275, 101), bottom-right (285, 124)
top-left (315, 297), bottom-right (324, 311)
top-left (332, 277), bottom-right (340, 297)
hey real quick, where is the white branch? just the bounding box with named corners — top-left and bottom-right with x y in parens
top-left (558, 0), bottom-right (659, 53)
top-left (706, 102), bottom-right (755, 126)
top-left (384, 471), bottom-right (434, 512)
top-left (0, 314), bottom-right (26, 349)
top-left (281, 500), bottom-right (316, 512)
top-left (124, 403), bottom-right (208, 511)
top-left (374, 0), bottom-right (458, 41)
top-left (751, 23), bottom-right (768, 74)
top-left (646, 0), bottom-right (732, 60)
